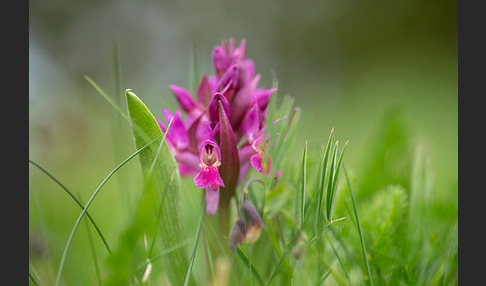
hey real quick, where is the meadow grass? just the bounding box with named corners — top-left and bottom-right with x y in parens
top-left (29, 65), bottom-right (457, 285)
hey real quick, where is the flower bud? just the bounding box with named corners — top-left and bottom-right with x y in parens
top-left (241, 200), bottom-right (265, 244)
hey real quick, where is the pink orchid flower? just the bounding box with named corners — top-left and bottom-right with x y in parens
top-left (158, 38), bottom-right (279, 215)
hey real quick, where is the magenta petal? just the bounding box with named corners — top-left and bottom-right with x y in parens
top-left (156, 117), bottom-right (175, 150)
top-left (169, 85), bottom-right (195, 112)
top-left (212, 47), bottom-right (229, 77)
top-left (208, 75), bottom-right (219, 94)
top-left (238, 60), bottom-right (255, 86)
top-left (218, 64), bottom-right (239, 102)
top-left (196, 74), bottom-right (213, 107)
top-left (253, 88), bottom-right (277, 112)
top-left (238, 144), bottom-right (257, 164)
top-left (229, 74), bottom-right (260, 131)
top-left (241, 103), bottom-right (261, 144)
top-left (250, 152), bottom-right (276, 177)
top-left (162, 109), bottom-right (189, 151)
top-left (231, 38), bottom-right (246, 63)
top-left (208, 93), bottom-right (230, 123)
top-left (202, 121), bottom-right (215, 142)
top-left (250, 153), bottom-right (264, 175)
top-left (205, 188), bottom-right (219, 216)
top-left (194, 166), bottom-right (225, 191)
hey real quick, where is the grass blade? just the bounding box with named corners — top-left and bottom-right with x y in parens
top-left (329, 239), bottom-right (352, 285)
top-left (343, 164), bottom-right (374, 286)
top-left (184, 200), bottom-right (206, 286)
top-left (298, 141), bottom-right (308, 227)
top-left (83, 210), bottom-right (102, 286)
top-left (320, 269), bottom-right (333, 284)
top-left (327, 141), bottom-right (348, 222)
top-left (314, 128), bottom-right (334, 235)
top-left (85, 75), bottom-right (129, 123)
top-left (325, 140), bottom-right (339, 222)
top-left (236, 248), bottom-right (265, 286)
top-left (300, 141), bottom-right (307, 227)
top-left (29, 261), bottom-right (44, 286)
top-left (54, 133), bottom-right (162, 286)
top-left (29, 159), bottom-right (111, 253)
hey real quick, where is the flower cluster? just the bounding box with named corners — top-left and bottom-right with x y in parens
top-left (157, 38), bottom-right (278, 215)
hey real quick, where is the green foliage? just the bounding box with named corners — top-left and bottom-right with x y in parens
top-left (28, 86), bottom-right (457, 286)
top-left (105, 90), bottom-right (194, 285)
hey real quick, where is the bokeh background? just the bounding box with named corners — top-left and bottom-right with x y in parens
top-left (29, 0), bottom-right (457, 283)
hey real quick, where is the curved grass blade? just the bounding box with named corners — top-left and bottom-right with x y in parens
top-left (29, 159), bottom-right (111, 253)
top-left (343, 164), bottom-right (374, 286)
top-left (54, 133), bottom-right (162, 286)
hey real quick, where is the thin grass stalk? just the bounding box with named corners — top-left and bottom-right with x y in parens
top-left (110, 41), bottom-right (132, 216)
top-left (85, 76), bottom-right (129, 123)
top-left (184, 199), bottom-right (206, 286)
top-left (329, 239), bottom-right (352, 285)
top-left (296, 141), bottom-right (308, 228)
top-left (265, 233), bottom-right (300, 285)
top-left (29, 261), bottom-right (44, 286)
top-left (84, 212), bottom-right (102, 286)
top-left (236, 248), bottom-right (265, 286)
top-left (136, 239), bottom-right (192, 271)
top-left (54, 134), bottom-right (163, 286)
top-left (320, 269), bottom-right (333, 284)
top-left (29, 159), bottom-right (111, 253)
top-left (343, 164), bottom-right (374, 286)
top-left (205, 237), bottom-right (216, 282)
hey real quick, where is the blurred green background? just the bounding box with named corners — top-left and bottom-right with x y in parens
top-left (29, 0), bottom-right (457, 284)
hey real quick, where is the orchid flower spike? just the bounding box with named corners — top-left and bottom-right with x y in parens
top-left (159, 38), bottom-right (280, 215)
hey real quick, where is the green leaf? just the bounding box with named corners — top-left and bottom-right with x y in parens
top-left (327, 141), bottom-right (348, 222)
top-left (295, 141), bottom-right (307, 228)
top-left (313, 128), bottom-right (334, 235)
top-left (106, 90), bottom-right (194, 286)
top-left (343, 164), bottom-right (374, 286)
